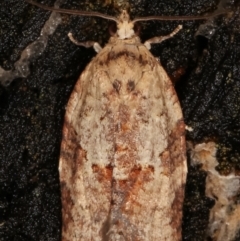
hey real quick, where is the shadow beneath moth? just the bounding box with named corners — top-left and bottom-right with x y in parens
top-left (25, 1), bottom-right (228, 240)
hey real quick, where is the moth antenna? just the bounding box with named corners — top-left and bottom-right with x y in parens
top-left (132, 9), bottom-right (230, 23)
top-left (25, 0), bottom-right (118, 23)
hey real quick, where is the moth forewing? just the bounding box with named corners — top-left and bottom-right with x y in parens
top-left (60, 40), bottom-right (187, 241)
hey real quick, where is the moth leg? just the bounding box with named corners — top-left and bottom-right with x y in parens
top-left (185, 125), bottom-right (193, 132)
top-left (144, 25), bottom-right (182, 50)
top-left (68, 32), bottom-right (102, 53)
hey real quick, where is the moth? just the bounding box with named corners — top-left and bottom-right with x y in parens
top-left (26, 1), bottom-right (228, 240)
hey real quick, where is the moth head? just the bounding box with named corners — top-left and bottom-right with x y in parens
top-left (116, 10), bottom-right (135, 40)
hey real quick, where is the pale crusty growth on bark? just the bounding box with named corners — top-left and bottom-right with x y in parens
top-left (59, 10), bottom-right (187, 241)
top-left (189, 142), bottom-right (240, 241)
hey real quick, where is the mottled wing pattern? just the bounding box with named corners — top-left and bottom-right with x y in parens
top-left (59, 37), bottom-right (187, 241)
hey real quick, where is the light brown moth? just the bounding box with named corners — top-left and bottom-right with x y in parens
top-left (26, 1), bottom-right (228, 240)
